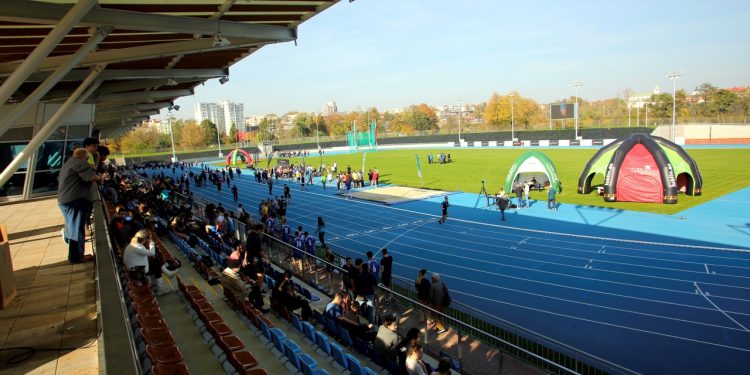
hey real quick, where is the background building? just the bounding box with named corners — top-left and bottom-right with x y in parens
top-left (323, 101), bottom-right (337, 115)
top-left (220, 100), bottom-right (244, 134)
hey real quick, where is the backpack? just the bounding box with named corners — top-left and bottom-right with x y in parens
top-left (442, 283), bottom-right (451, 307)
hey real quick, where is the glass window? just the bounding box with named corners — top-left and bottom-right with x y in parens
top-left (46, 125), bottom-right (67, 141)
top-left (0, 127), bottom-right (33, 142)
top-left (0, 143), bottom-right (29, 172)
top-left (36, 141), bottom-right (65, 171)
top-left (66, 139), bottom-right (84, 160)
top-left (0, 173), bottom-right (26, 198)
top-left (67, 125), bottom-right (90, 139)
top-left (31, 170), bottom-right (60, 195)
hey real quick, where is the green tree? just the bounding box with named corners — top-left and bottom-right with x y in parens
top-left (258, 117), bottom-right (276, 142)
top-left (649, 92), bottom-right (674, 120)
top-left (229, 123), bottom-right (238, 144)
top-left (199, 119), bottom-right (218, 146)
top-left (709, 89), bottom-right (738, 121)
top-left (293, 114), bottom-right (313, 137)
top-left (119, 126), bottom-right (160, 153)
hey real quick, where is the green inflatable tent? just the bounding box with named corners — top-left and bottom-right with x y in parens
top-left (503, 151), bottom-right (561, 193)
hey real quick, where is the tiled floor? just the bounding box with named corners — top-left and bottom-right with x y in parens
top-left (0, 198), bottom-right (98, 375)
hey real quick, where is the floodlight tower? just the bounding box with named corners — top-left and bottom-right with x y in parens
top-left (666, 70), bottom-right (684, 142)
top-left (570, 81), bottom-right (583, 138)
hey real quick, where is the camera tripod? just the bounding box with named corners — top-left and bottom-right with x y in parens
top-left (474, 180), bottom-right (492, 209)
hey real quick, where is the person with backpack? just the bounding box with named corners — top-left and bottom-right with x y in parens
top-left (429, 273), bottom-right (451, 334)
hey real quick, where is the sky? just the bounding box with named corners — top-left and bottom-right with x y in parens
top-left (167, 0), bottom-right (750, 120)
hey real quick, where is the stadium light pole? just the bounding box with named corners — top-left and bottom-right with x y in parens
top-left (667, 70), bottom-right (684, 142)
top-left (215, 122), bottom-right (223, 158)
top-left (456, 99), bottom-right (463, 144)
top-left (508, 91), bottom-right (517, 141)
top-left (570, 81), bottom-right (583, 138)
top-left (167, 105), bottom-right (179, 162)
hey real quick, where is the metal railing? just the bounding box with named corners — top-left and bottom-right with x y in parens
top-left (387, 274), bottom-right (638, 375)
top-left (92, 187), bottom-right (142, 375)
top-left (168, 190), bottom-right (638, 375)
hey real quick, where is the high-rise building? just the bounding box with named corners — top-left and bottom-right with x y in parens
top-left (220, 100), bottom-right (245, 134)
top-left (323, 101), bottom-right (337, 115)
top-left (194, 101), bottom-right (245, 135)
top-left (194, 102), bottom-right (224, 133)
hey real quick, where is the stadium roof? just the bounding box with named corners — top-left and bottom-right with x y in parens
top-left (0, 0), bottom-right (339, 138)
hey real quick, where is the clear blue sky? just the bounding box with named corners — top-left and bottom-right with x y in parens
top-left (168, 0), bottom-right (750, 120)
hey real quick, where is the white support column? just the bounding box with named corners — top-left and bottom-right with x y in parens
top-left (0, 0), bottom-right (97, 106)
top-left (0, 27), bottom-right (111, 139)
top-left (0, 64), bottom-right (105, 188)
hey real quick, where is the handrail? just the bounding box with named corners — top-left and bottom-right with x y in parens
top-left (168, 186), bottom-right (637, 374)
top-left (92, 187), bottom-right (142, 374)
top-left (390, 274), bottom-right (639, 375)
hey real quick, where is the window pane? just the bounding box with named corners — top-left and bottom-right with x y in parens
top-left (46, 125), bottom-right (67, 141)
top-left (0, 143), bottom-right (29, 172)
top-left (0, 127), bottom-right (33, 142)
top-left (0, 173), bottom-right (26, 198)
top-left (31, 170), bottom-right (60, 195)
top-left (66, 140), bottom-right (84, 160)
top-left (67, 125), bottom-right (90, 139)
top-left (36, 141), bottom-right (65, 170)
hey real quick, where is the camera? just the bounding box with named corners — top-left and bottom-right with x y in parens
top-left (481, 179), bottom-right (486, 184)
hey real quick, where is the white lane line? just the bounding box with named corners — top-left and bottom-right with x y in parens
top-left (453, 288), bottom-right (750, 353)
top-left (518, 237), bottom-right (531, 245)
top-left (705, 264), bottom-right (710, 274)
top-left (694, 282), bottom-right (750, 332)
top-left (375, 219), bottom-right (434, 257)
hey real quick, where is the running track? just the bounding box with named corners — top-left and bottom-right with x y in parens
top-left (163, 167), bottom-right (750, 374)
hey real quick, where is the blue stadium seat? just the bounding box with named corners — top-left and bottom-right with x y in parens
top-left (302, 321), bottom-right (316, 343)
top-left (312, 369), bottom-right (330, 375)
top-left (284, 339), bottom-right (302, 369)
top-left (314, 331), bottom-right (331, 356)
top-left (329, 341), bottom-right (347, 369)
top-left (338, 325), bottom-right (353, 347)
top-left (259, 316), bottom-right (273, 342)
top-left (299, 353), bottom-right (318, 375)
top-left (345, 353), bottom-right (364, 375)
top-left (291, 313), bottom-right (304, 333)
top-left (362, 367), bottom-right (378, 375)
top-left (270, 327), bottom-right (287, 354)
top-left (325, 318), bottom-right (339, 338)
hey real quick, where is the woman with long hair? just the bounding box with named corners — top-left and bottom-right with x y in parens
top-left (415, 269), bottom-right (431, 323)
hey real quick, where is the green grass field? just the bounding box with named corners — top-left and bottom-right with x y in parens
top-left (241, 148), bottom-right (750, 215)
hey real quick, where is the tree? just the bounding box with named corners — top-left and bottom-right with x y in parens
top-left (258, 117), bottom-right (276, 142)
top-left (408, 103), bottom-right (438, 130)
top-left (229, 123), bottom-right (238, 144)
top-left (199, 119), bottom-right (218, 146)
top-left (649, 92), bottom-right (674, 121)
top-left (179, 121), bottom-right (205, 148)
top-left (118, 126), bottom-right (160, 153)
top-left (292, 114), bottom-right (313, 137)
top-left (709, 89), bottom-right (738, 121)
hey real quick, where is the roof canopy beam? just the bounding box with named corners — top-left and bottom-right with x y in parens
top-left (95, 89), bottom-right (193, 102)
top-left (96, 102), bottom-right (172, 114)
top-left (24, 68), bottom-right (228, 82)
top-left (0, 37), bottom-right (267, 75)
top-left (43, 77), bottom-right (201, 101)
top-left (0, 1), bottom-right (297, 41)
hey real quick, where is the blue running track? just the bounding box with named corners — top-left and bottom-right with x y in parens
top-left (162, 166), bottom-right (750, 375)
